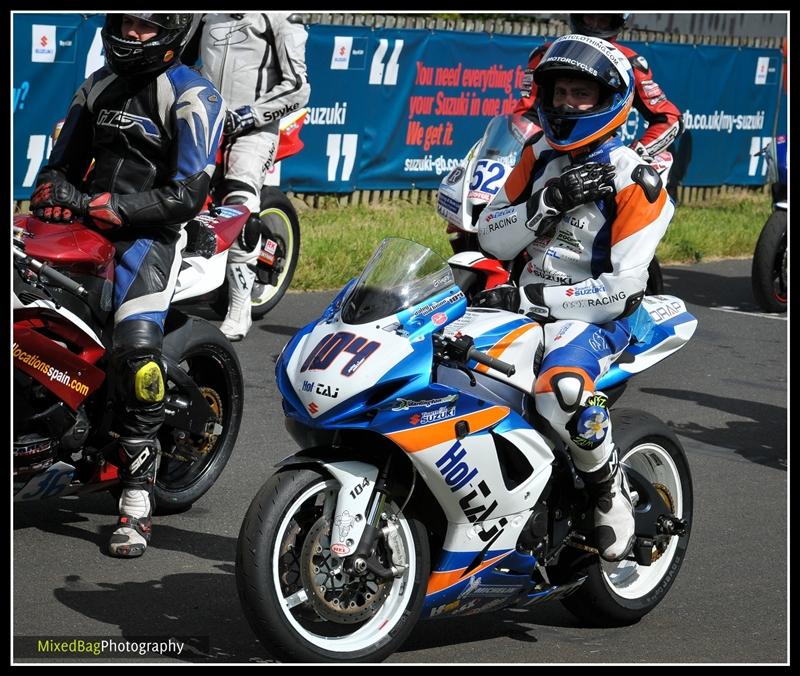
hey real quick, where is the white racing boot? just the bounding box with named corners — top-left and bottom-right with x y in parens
top-left (220, 263), bottom-right (255, 341)
top-left (588, 449), bottom-right (636, 562)
top-left (108, 486), bottom-right (153, 558)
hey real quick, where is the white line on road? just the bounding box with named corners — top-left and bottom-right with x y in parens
top-left (711, 306), bottom-right (787, 319)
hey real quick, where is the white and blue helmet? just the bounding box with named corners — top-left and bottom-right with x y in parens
top-left (533, 34), bottom-right (634, 152)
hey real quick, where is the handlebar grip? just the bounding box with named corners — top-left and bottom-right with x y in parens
top-left (467, 347), bottom-right (516, 377)
top-left (35, 261), bottom-right (89, 299)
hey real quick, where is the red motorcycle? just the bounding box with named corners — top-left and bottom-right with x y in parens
top-left (13, 209), bottom-right (247, 510)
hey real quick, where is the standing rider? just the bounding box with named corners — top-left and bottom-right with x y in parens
top-left (515, 13), bottom-right (684, 162)
top-left (197, 12), bottom-right (311, 341)
top-left (30, 13), bottom-right (224, 557)
top-left (477, 34), bottom-right (675, 561)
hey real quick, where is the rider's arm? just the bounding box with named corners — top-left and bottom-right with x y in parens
top-left (250, 13), bottom-right (311, 126)
top-left (99, 69), bottom-right (225, 228)
top-left (36, 73), bottom-right (99, 189)
top-left (524, 154), bottom-right (673, 324)
top-left (621, 46), bottom-right (684, 156)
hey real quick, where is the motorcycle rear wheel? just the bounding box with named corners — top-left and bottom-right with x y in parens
top-left (211, 187), bottom-right (301, 320)
top-left (562, 409), bottom-right (693, 626)
top-left (155, 319), bottom-right (243, 513)
top-left (751, 210), bottom-right (787, 313)
top-left (236, 466), bottom-right (429, 662)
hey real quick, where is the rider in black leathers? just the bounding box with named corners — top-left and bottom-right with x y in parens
top-left (30, 13), bottom-right (225, 557)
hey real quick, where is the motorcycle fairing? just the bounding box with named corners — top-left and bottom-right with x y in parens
top-left (598, 295), bottom-right (697, 389)
top-left (13, 324), bottom-right (105, 411)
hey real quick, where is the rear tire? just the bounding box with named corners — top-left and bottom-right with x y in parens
top-left (751, 210), bottom-right (787, 313)
top-left (562, 409), bottom-right (692, 626)
top-left (154, 319), bottom-right (243, 513)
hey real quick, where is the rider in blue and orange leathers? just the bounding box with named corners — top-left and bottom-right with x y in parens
top-left (515, 13), bottom-right (684, 160)
top-left (476, 34), bottom-right (675, 562)
top-left (30, 13), bottom-right (225, 558)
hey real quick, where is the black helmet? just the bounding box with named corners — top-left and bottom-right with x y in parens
top-left (568, 13), bottom-right (631, 40)
top-left (102, 13), bottom-right (194, 76)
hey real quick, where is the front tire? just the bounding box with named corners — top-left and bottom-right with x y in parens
top-left (236, 467), bottom-right (430, 662)
top-left (155, 320), bottom-right (243, 513)
top-left (751, 210), bottom-right (787, 313)
top-left (562, 409), bottom-right (693, 626)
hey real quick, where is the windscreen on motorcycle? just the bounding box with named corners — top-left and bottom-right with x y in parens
top-left (341, 238), bottom-right (454, 325)
top-left (477, 114), bottom-right (539, 166)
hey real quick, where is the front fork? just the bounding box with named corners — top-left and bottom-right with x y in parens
top-left (323, 455), bottom-right (408, 580)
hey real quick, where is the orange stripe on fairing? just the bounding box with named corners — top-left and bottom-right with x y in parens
top-left (475, 323), bottom-right (537, 374)
top-left (534, 366), bottom-right (594, 395)
top-left (550, 100), bottom-right (633, 152)
top-left (426, 550), bottom-right (514, 596)
top-left (387, 406), bottom-right (510, 453)
top-left (502, 144), bottom-right (537, 203)
top-left (611, 183), bottom-right (668, 246)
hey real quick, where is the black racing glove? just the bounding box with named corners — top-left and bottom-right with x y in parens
top-left (471, 285), bottom-right (521, 312)
top-left (224, 105), bottom-right (257, 138)
top-left (544, 162), bottom-right (616, 213)
top-left (30, 180), bottom-right (89, 223)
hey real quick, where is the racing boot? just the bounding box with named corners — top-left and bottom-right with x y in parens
top-left (584, 448), bottom-right (636, 562)
top-left (220, 263), bottom-right (255, 341)
top-left (108, 438), bottom-right (158, 558)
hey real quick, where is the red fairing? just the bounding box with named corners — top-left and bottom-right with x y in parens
top-left (192, 204), bottom-right (251, 253)
top-left (15, 214), bottom-right (115, 281)
top-left (472, 258), bottom-right (511, 289)
top-left (13, 324), bottom-right (105, 411)
top-left (275, 112), bottom-right (307, 163)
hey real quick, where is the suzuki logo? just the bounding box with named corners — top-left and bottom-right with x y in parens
top-left (40, 36), bottom-right (48, 47)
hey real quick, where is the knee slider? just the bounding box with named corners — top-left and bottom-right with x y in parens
top-left (131, 356), bottom-right (165, 403)
top-left (550, 373), bottom-right (586, 413)
top-left (566, 393), bottom-right (610, 451)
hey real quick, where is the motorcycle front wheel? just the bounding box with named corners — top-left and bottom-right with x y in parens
top-left (751, 209), bottom-right (787, 313)
top-left (562, 409), bottom-right (693, 626)
top-left (236, 466), bottom-right (430, 663)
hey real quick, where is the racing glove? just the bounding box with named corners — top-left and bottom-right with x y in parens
top-left (31, 180), bottom-right (89, 223)
top-left (540, 162), bottom-right (617, 214)
top-left (472, 284), bottom-right (520, 312)
top-left (31, 180), bottom-right (123, 230)
top-left (224, 105), bottom-right (257, 138)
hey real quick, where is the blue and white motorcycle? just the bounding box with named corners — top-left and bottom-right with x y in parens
top-left (236, 237), bottom-right (697, 663)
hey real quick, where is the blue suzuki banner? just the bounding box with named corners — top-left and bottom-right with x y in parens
top-left (13, 14), bottom-right (786, 198)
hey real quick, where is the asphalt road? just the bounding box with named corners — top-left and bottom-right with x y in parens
top-left (12, 258), bottom-right (787, 665)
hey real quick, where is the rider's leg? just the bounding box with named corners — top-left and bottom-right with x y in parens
top-left (534, 319), bottom-right (636, 561)
top-left (106, 228), bottom-right (184, 557)
top-left (218, 126), bottom-right (278, 340)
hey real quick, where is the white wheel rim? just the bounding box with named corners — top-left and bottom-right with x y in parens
top-left (271, 480), bottom-right (417, 653)
top-left (252, 207), bottom-right (294, 307)
top-left (601, 443), bottom-right (685, 599)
